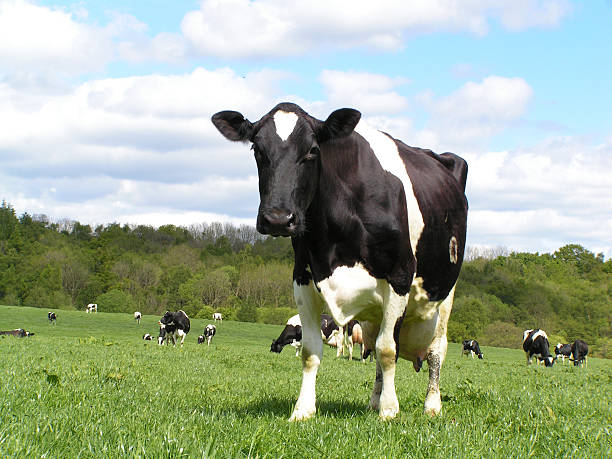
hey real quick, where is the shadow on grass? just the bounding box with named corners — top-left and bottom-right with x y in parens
top-left (229, 396), bottom-right (369, 418)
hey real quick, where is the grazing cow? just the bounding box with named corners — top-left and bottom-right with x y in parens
top-left (345, 320), bottom-right (365, 362)
top-left (461, 339), bottom-right (483, 359)
top-left (86, 303), bottom-right (97, 313)
top-left (571, 339), bottom-right (589, 367)
top-left (203, 324), bottom-right (216, 346)
top-left (213, 102), bottom-right (468, 420)
top-left (134, 311), bottom-right (142, 324)
top-left (271, 314), bottom-right (303, 356)
top-left (554, 343), bottom-right (572, 364)
top-left (158, 310), bottom-right (190, 347)
top-left (320, 313), bottom-right (343, 357)
top-left (213, 312), bottom-right (223, 322)
top-left (143, 333), bottom-right (153, 341)
top-left (48, 312), bottom-right (57, 324)
top-left (523, 329), bottom-right (555, 367)
top-left (0, 329), bottom-right (34, 337)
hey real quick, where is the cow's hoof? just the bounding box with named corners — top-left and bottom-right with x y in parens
top-left (424, 393), bottom-right (441, 416)
top-left (379, 407), bottom-right (399, 420)
top-left (289, 408), bottom-right (315, 421)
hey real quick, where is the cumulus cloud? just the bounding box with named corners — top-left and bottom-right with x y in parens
top-left (0, 0), bottom-right (187, 79)
top-left (180, 0), bottom-right (570, 58)
top-left (463, 137), bottom-right (612, 257)
top-left (416, 76), bottom-right (533, 150)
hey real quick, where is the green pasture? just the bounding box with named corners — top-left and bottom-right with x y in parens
top-left (0, 305), bottom-right (610, 458)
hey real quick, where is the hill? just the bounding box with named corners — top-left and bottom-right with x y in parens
top-left (1, 201), bottom-right (610, 357)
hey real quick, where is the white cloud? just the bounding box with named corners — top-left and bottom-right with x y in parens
top-left (180, 0), bottom-right (570, 58)
top-left (318, 70), bottom-right (409, 115)
top-left (416, 76), bottom-right (533, 150)
top-left (0, 0), bottom-right (112, 74)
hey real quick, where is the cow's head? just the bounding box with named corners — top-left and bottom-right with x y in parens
top-left (270, 339), bottom-right (284, 353)
top-left (160, 311), bottom-right (174, 325)
top-left (544, 356), bottom-right (555, 367)
top-left (212, 102), bottom-right (361, 237)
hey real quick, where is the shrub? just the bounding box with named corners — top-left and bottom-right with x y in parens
top-left (95, 289), bottom-right (135, 313)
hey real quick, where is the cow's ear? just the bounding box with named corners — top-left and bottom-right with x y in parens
top-left (211, 111), bottom-right (254, 142)
top-left (319, 108), bottom-right (361, 142)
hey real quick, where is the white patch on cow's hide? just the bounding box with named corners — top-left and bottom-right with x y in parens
top-left (449, 236), bottom-right (458, 264)
top-left (274, 110), bottom-right (298, 141)
top-left (286, 314), bottom-right (301, 327)
top-left (531, 329), bottom-right (548, 342)
top-left (523, 329), bottom-right (533, 342)
top-left (354, 122), bottom-right (425, 256)
top-left (316, 263), bottom-right (382, 325)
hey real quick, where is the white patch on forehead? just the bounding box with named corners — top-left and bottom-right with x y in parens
top-left (286, 314), bottom-right (301, 327)
top-left (355, 121), bottom-right (424, 256)
top-left (274, 110), bottom-right (298, 141)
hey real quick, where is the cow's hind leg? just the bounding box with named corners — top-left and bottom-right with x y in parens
top-left (424, 287), bottom-right (454, 417)
top-left (374, 286), bottom-right (408, 420)
top-left (289, 281), bottom-right (323, 421)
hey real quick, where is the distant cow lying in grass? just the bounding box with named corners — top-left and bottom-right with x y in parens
top-left (143, 333), bottom-right (153, 341)
top-left (0, 329), bottom-right (35, 337)
top-left (158, 310), bottom-right (190, 347)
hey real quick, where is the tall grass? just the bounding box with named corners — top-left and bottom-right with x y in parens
top-left (0, 305), bottom-right (610, 458)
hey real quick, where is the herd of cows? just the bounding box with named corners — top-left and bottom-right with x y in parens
top-left (2, 308), bottom-right (590, 369)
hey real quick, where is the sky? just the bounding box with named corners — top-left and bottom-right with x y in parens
top-left (0, 0), bottom-right (611, 258)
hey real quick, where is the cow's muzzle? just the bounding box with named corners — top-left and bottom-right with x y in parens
top-left (258, 209), bottom-right (298, 237)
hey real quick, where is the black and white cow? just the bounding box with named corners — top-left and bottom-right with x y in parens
top-left (271, 314), bottom-right (303, 356)
top-left (134, 311), bottom-right (142, 324)
top-left (0, 328), bottom-right (34, 337)
top-left (345, 320), bottom-right (365, 362)
top-left (320, 313), bottom-right (343, 357)
top-left (48, 312), bottom-right (57, 324)
top-left (523, 329), bottom-right (555, 367)
top-left (143, 333), bottom-right (153, 341)
top-left (554, 343), bottom-right (572, 364)
top-left (157, 310), bottom-right (190, 347)
top-left (213, 312), bottom-right (223, 322)
top-left (571, 339), bottom-right (588, 367)
top-left (213, 102), bottom-right (468, 420)
top-left (461, 339), bottom-right (483, 359)
top-left (86, 303), bottom-right (97, 313)
top-left (203, 324), bottom-right (216, 346)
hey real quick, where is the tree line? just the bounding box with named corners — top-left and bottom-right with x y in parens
top-left (1, 200), bottom-right (610, 357)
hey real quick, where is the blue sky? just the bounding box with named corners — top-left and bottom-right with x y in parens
top-left (1, 0), bottom-right (611, 258)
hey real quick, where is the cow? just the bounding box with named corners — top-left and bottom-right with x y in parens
top-left (271, 314), bottom-right (303, 357)
top-left (48, 312), bottom-right (57, 324)
top-left (143, 333), bottom-right (153, 341)
top-left (213, 312), bottom-right (223, 322)
top-left (461, 339), bottom-right (483, 359)
top-left (571, 339), bottom-right (588, 367)
top-left (212, 102), bottom-right (468, 420)
top-left (320, 313), bottom-right (343, 357)
top-left (554, 343), bottom-right (572, 364)
top-left (523, 329), bottom-right (555, 367)
top-left (202, 324), bottom-right (216, 346)
top-left (86, 303), bottom-right (97, 313)
top-left (0, 329), bottom-right (34, 337)
top-left (134, 311), bottom-right (142, 324)
top-left (345, 320), bottom-right (365, 362)
top-left (157, 310), bottom-right (190, 347)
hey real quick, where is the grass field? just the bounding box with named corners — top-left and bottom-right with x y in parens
top-left (0, 305), bottom-right (610, 458)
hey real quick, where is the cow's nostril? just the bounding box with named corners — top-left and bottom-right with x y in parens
top-left (287, 213), bottom-right (296, 227)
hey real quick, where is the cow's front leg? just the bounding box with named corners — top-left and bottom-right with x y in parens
top-left (289, 281), bottom-right (323, 421)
